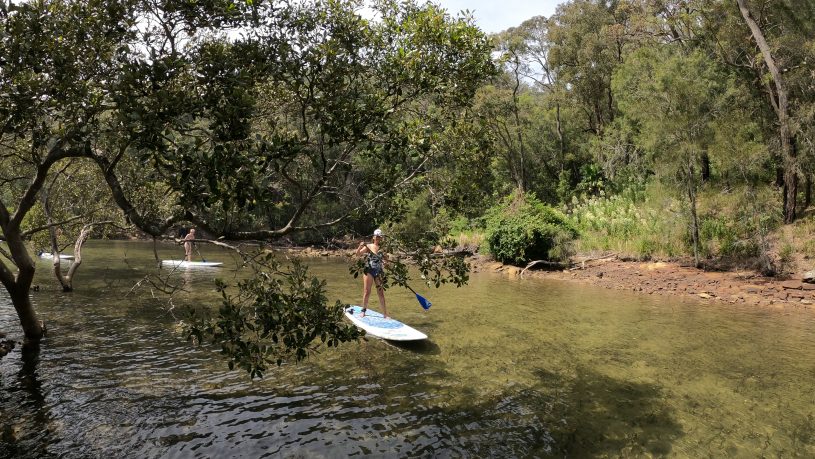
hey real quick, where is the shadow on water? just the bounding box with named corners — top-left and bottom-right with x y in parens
top-left (17, 344), bottom-right (44, 401)
top-left (1, 345), bottom-right (59, 459)
top-left (531, 366), bottom-right (683, 457)
top-left (7, 246), bottom-right (815, 456)
top-left (384, 338), bottom-right (441, 355)
top-left (335, 336), bottom-right (684, 457)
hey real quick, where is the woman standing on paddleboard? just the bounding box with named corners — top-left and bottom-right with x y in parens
top-left (356, 228), bottom-right (387, 318)
top-left (183, 228), bottom-right (196, 262)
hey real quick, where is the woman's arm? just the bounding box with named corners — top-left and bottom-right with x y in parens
top-left (356, 241), bottom-right (369, 256)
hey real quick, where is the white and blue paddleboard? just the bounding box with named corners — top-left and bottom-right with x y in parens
top-left (344, 305), bottom-right (427, 341)
top-left (161, 260), bottom-right (224, 268)
top-left (39, 253), bottom-right (74, 260)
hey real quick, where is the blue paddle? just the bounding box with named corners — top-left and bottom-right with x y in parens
top-left (404, 284), bottom-right (432, 310)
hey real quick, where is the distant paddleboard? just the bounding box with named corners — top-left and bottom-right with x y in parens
top-left (39, 253), bottom-right (74, 260)
top-left (344, 305), bottom-right (427, 341)
top-left (161, 260), bottom-right (223, 268)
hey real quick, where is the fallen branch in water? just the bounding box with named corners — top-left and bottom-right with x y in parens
top-left (163, 237), bottom-right (277, 270)
top-left (521, 259), bottom-right (569, 277)
top-left (520, 253), bottom-right (619, 277)
top-left (569, 254), bottom-right (618, 271)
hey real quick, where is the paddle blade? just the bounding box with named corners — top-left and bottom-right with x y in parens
top-left (415, 293), bottom-right (432, 310)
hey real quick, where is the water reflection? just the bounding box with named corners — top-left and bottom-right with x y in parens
top-left (0, 240), bottom-right (814, 457)
top-left (0, 345), bottom-right (59, 459)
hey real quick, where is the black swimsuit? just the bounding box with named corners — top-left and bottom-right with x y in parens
top-left (364, 250), bottom-right (384, 278)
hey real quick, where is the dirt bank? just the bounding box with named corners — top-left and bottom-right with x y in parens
top-left (472, 254), bottom-right (815, 310)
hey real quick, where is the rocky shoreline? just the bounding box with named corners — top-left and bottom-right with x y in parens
top-left (471, 254), bottom-right (815, 311)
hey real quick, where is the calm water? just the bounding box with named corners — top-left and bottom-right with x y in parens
top-left (1, 240), bottom-right (815, 458)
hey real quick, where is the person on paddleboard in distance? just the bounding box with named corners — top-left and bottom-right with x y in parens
top-left (356, 228), bottom-right (387, 319)
top-left (184, 228), bottom-right (196, 262)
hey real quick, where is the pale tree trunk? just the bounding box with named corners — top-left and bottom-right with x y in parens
top-left (737, 0), bottom-right (796, 223)
top-left (48, 223), bottom-right (96, 292)
top-left (510, 60), bottom-right (527, 192)
top-left (43, 192), bottom-right (69, 291)
top-left (65, 224), bottom-right (99, 290)
top-left (555, 103), bottom-right (565, 165)
top-left (38, 167), bottom-right (114, 292)
top-left (152, 237), bottom-right (160, 266)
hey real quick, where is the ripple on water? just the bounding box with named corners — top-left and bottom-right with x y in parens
top-left (2, 242), bottom-right (815, 457)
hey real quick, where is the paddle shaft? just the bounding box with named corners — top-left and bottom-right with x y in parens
top-left (359, 243), bottom-right (429, 310)
top-left (194, 243), bottom-right (206, 262)
top-left (400, 283), bottom-right (431, 310)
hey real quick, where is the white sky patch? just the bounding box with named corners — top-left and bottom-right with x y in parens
top-left (431, 0), bottom-right (562, 34)
top-left (358, 1), bottom-right (562, 34)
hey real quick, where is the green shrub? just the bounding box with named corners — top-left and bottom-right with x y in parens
top-left (637, 238), bottom-right (658, 260)
top-left (802, 239), bottom-right (815, 259)
top-left (485, 193), bottom-right (578, 265)
top-left (385, 190), bottom-right (448, 246)
top-left (777, 241), bottom-right (795, 276)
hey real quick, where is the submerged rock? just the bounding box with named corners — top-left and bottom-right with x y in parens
top-left (0, 339), bottom-right (15, 358)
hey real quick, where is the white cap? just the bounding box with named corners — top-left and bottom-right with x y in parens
top-left (373, 228), bottom-right (384, 237)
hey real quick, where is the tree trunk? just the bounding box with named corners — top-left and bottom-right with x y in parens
top-left (686, 157), bottom-right (701, 268)
top-left (737, 0), bottom-right (796, 223)
top-left (594, 100), bottom-right (603, 135)
top-left (45, 209), bottom-right (70, 291)
top-left (701, 152), bottom-right (711, 182)
top-left (153, 237), bottom-right (161, 266)
top-left (555, 103), bottom-right (564, 163)
top-left (42, 190), bottom-right (74, 292)
top-left (57, 223), bottom-right (95, 292)
top-left (776, 164), bottom-right (784, 188)
top-left (8, 285), bottom-right (44, 342)
top-left (607, 85), bottom-right (614, 125)
top-left (0, 232), bottom-right (44, 343)
top-left (510, 61), bottom-right (527, 192)
top-left (783, 162), bottom-right (797, 224)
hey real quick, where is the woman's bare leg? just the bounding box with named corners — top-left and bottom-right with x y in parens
top-left (375, 276), bottom-right (387, 318)
top-left (361, 273), bottom-right (373, 317)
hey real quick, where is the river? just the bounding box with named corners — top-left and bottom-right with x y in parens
top-left (1, 240), bottom-right (814, 457)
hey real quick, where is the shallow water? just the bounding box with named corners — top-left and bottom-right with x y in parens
top-left (1, 240), bottom-right (815, 457)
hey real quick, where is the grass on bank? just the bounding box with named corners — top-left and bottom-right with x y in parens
top-left (569, 182), bottom-right (785, 261)
top-left (449, 182), bottom-right (815, 276)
